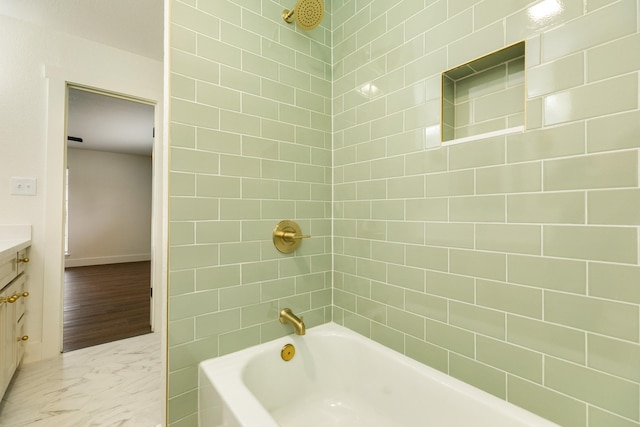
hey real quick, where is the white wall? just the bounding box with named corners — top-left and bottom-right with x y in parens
top-left (66, 148), bottom-right (152, 267)
top-left (0, 13), bottom-right (164, 363)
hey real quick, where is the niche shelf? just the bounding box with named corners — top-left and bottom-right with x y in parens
top-left (442, 41), bottom-right (525, 144)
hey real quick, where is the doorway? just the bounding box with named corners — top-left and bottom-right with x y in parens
top-left (63, 86), bottom-right (155, 351)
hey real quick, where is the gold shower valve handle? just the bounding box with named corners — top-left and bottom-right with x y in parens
top-left (273, 220), bottom-right (311, 253)
top-left (274, 230), bottom-right (311, 241)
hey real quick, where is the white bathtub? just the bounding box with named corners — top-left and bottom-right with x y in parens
top-left (199, 323), bottom-right (558, 427)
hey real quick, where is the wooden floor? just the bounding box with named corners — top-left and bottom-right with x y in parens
top-left (63, 261), bottom-right (152, 352)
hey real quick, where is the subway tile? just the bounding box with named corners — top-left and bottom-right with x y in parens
top-left (588, 189), bottom-right (640, 225)
top-left (406, 198), bottom-right (449, 221)
top-left (424, 8), bottom-right (473, 55)
top-left (170, 197), bottom-right (219, 222)
top-left (405, 336), bottom-right (448, 374)
top-left (196, 221), bottom-right (240, 244)
top-left (371, 322), bottom-right (404, 354)
top-left (425, 222), bottom-right (474, 249)
top-left (588, 334), bottom-right (640, 382)
top-left (405, 290), bottom-right (447, 322)
top-left (507, 315), bottom-right (585, 364)
top-left (587, 110), bottom-right (640, 153)
top-left (197, 128), bottom-right (241, 154)
top-left (170, 172), bottom-right (195, 197)
top-left (476, 162), bottom-right (541, 194)
top-left (387, 264), bottom-right (425, 292)
top-left (448, 136), bottom-right (505, 170)
top-left (171, 98), bottom-right (219, 129)
top-left (506, 1), bottom-right (584, 45)
top-left (543, 225), bottom-right (637, 264)
top-left (450, 249), bottom-right (506, 281)
top-left (387, 221), bottom-right (425, 244)
top-left (387, 176), bottom-right (425, 199)
top-left (357, 297), bottom-right (386, 323)
top-left (219, 284), bottom-right (261, 310)
top-left (507, 254), bottom-right (586, 294)
top-left (477, 335), bottom-right (543, 383)
top-left (172, 74), bottom-right (195, 101)
top-left (426, 271), bottom-right (475, 303)
top-left (543, 151), bottom-right (638, 191)
top-left (195, 309), bottom-right (241, 339)
top-left (449, 301), bottom-right (505, 339)
top-left (427, 320), bottom-right (475, 358)
top-left (448, 22), bottom-right (505, 69)
top-left (219, 242), bottom-right (260, 265)
top-left (477, 279), bottom-right (542, 318)
top-left (588, 32), bottom-right (640, 82)
top-left (507, 192), bottom-right (585, 224)
top-left (426, 170), bottom-right (474, 197)
top-left (543, 74), bottom-right (638, 126)
top-left (545, 291), bottom-right (639, 341)
top-left (171, 23), bottom-right (196, 54)
top-left (476, 224), bottom-right (541, 255)
top-left (449, 353), bottom-right (506, 399)
top-left (195, 265), bottom-right (240, 291)
top-left (507, 376), bottom-right (586, 427)
top-left (171, 50), bottom-right (220, 86)
top-left (171, 148), bottom-right (219, 175)
top-left (588, 407), bottom-right (640, 427)
top-left (387, 307), bottom-right (425, 339)
top-left (406, 244), bottom-right (449, 273)
top-left (169, 290), bottom-right (219, 322)
top-left (474, 85), bottom-right (524, 123)
top-left (173, 1), bottom-right (220, 40)
top-left (545, 357), bottom-right (639, 421)
top-left (450, 195), bottom-right (506, 223)
top-left (589, 262), bottom-right (640, 305)
top-left (371, 280), bottom-right (405, 309)
top-left (542, 0), bottom-right (637, 62)
top-left (506, 122), bottom-right (585, 163)
top-left (405, 148), bottom-right (449, 175)
top-left (527, 52), bottom-right (584, 98)
top-left (218, 326), bottom-right (261, 356)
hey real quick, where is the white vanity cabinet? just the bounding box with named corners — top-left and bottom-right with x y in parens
top-left (0, 246), bottom-right (30, 400)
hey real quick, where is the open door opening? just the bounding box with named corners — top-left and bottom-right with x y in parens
top-left (63, 85), bottom-right (155, 352)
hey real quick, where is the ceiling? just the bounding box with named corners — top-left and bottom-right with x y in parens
top-left (0, 0), bottom-right (164, 157)
top-left (67, 88), bottom-right (155, 156)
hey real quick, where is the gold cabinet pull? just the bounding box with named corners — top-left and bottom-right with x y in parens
top-left (6, 292), bottom-right (29, 303)
top-left (18, 257), bottom-right (29, 263)
top-left (18, 335), bottom-right (28, 342)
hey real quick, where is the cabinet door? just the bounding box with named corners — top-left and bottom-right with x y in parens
top-left (0, 285), bottom-right (16, 398)
top-left (0, 252), bottom-right (17, 290)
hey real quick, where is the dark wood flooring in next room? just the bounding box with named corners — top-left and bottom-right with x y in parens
top-left (63, 261), bottom-right (152, 352)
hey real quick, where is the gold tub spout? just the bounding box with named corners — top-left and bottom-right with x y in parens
top-left (279, 308), bottom-right (306, 335)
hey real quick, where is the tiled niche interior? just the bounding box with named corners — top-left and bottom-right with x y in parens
top-left (442, 42), bottom-right (525, 143)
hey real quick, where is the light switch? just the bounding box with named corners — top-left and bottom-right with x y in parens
top-left (11, 177), bottom-right (37, 196)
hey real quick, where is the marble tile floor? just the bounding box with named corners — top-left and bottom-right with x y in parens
top-left (0, 332), bottom-right (162, 426)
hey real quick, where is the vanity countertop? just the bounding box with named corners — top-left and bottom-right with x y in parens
top-left (0, 225), bottom-right (32, 258)
top-left (0, 239), bottom-right (31, 259)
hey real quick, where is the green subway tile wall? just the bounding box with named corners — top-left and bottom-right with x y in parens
top-left (168, 1), bottom-right (333, 425)
top-left (169, 0), bottom-right (640, 425)
top-left (331, 0), bottom-right (640, 426)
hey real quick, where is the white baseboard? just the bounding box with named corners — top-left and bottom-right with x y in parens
top-left (65, 253), bottom-right (151, 268)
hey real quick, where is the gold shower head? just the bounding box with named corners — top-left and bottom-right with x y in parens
top-left (282, 0), bottom-right (325, 30)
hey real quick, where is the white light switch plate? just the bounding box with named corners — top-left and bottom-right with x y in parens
top-left (11, 177), bottom-right (37, 196)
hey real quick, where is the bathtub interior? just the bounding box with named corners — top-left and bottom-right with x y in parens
top-left (199, 323), bottom-right (559, 427)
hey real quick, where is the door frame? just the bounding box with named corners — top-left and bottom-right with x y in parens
top-left (42, 64), bottom-right (166, 361)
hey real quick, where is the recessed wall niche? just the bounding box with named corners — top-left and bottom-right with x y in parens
top-left (442, 42), bottom-right (525, 143)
